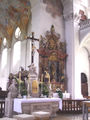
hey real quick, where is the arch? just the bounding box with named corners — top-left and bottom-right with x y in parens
top-left (80, 33), bottom-right (90, 47)
top-left (79, 33), bottom-right (90, 96)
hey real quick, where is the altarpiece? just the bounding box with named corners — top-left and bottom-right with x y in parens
top-left (38, 25), bottom-right (67, 92)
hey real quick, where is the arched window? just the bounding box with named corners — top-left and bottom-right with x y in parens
top-left (15, 27), bottom-right (21, 39)
top-left (13, 41), bottom-right (21, 72)
top-left (3, 38), bottom-right (7, 46)
top-left (1, 48), bottom-right (7, 70)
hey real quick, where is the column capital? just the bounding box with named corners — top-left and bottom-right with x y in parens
top-left (64, 12), bottom-right (74, 21)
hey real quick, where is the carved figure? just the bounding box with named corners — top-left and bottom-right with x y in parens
top-left (28, 63), bottom-right (37, 75)
top-left (42, 70), bottom-right (50, 84)
top-left (8, 79), bottom-right (18, 98)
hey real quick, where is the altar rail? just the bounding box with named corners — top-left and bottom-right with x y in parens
top-left (0, 100), bottom-right (5, 118)
top-left (0, 91), bottom-right (8, 118)
top-left (0, 91), bottom-right (8, 99)
top-left (62, 99), bottom-right (84, 113)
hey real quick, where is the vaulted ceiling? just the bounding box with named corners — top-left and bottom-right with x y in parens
top-left (0, 0), bottom-right (31, 48)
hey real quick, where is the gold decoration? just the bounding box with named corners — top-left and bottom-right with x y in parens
top-left (32, 80), bottom-right (38, 93)
top-left (48, 52), bottom-right (57, 61)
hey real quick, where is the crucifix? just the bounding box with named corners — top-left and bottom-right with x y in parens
top-left (27, 32), bottom-right (39, 64)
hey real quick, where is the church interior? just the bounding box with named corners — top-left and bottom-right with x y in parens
top-left (0, 0), bottom-right (90, 120)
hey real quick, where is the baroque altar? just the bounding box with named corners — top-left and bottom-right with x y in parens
top-left (38, 25), bottom-right (67, 92)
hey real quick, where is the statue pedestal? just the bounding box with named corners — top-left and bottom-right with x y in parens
top-left (5, 98), bottom-right (13, 118)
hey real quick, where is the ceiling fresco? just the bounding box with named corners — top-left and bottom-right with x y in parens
top-left (43, 0), bottom-right (63, 17)
top-left (0, 0), bottom-right (31, 48)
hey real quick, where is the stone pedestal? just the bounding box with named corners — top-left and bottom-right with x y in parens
top-left (5, 98), bottom-right (13, 118)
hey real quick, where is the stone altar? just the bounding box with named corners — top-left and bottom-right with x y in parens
top-left (13, 98), bottom-right (62, 116)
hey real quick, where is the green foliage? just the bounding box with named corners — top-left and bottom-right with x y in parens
top-left (20, 82), bottom-right (27, 96)
top-left (42, 83), bottom-right (49, 97)
top-left (14, 76), bottom-right (27, 96)
top-left (56, 88), bottom-right (63, 98)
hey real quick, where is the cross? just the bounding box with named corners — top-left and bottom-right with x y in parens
top-left (27, 32), bottom-right (39, 64)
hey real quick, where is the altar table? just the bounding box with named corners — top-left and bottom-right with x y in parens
top-left (13, 98), bottom-right (62, 115)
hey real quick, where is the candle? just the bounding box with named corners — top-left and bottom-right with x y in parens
top-left (19, 72), bottom-right (21, 81)
top-left (41, 74), bottom-right (43, 83)
top-left (28, 73), bottom-right (30, 83)
top-left (49, 84), bottom-right (51, 90)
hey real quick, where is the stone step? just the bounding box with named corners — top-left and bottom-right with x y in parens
top-left (0, 117), bottom-right (17, 120)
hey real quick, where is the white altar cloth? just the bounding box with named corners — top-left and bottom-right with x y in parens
top-left (13, 98), bottom-right (62, 113)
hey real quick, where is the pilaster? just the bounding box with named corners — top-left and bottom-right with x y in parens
top-left (63, 0), bottom-right (75, 98)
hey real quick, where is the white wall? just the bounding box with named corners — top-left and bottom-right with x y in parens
top-left (28, 0), bottom-right (65, 74)
top-left (0, 0), bottom-right (65, 90)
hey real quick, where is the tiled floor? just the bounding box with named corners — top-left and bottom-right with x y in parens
top-left (53, 113), bottom-right (82, 120)
top-left (0, 113), bottom-right (90, 120)
top-left (53, 113), bottom-right (90, 120)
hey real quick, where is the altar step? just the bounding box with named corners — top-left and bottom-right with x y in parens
top-left (0, 118), bottom-right (17, 120)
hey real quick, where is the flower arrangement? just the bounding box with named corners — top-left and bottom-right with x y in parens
top-left (56, 88), bottom-right (63, 98)
top-left (14, 76), bottom-right (27, 96)
top-left (42, 83), bottom-right (49, 97)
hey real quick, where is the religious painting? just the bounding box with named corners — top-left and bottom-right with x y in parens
top-left (37, 25), bottom-right (67, 92)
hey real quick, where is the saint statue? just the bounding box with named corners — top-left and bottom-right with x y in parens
top-left (41, 69), bottom-right (50, 84)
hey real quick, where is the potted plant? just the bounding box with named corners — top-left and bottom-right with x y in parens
top-left (56, 88), bottom-right (63, 98)
top-left (42, 83), bottom-right (49, 97)
top-left (20, 82), bottom-right (27, 97)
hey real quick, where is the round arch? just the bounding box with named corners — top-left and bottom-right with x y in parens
top-left (78, 33), bottom-right (90, 96)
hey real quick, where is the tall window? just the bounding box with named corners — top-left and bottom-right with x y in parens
top-left (1, 48), bottom-right (7, 70)
top-left (3, 38), bottom-right (7, 46)
top-left (15, 27), bottom-right (21, 38)
top-left (13, 41), bottom-right (21, 71)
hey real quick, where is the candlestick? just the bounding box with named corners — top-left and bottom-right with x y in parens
top-left (27, 73), bottom-right (30, 98)
top-left (18, 71), bottom-right (22, 98)
top-left (19, 72), bottom-right (21, 81)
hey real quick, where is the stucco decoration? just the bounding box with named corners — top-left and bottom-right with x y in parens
top-left (0, 0), bottom-right (31, 48)
top-left (43, 0), bottom-right (63, 17)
